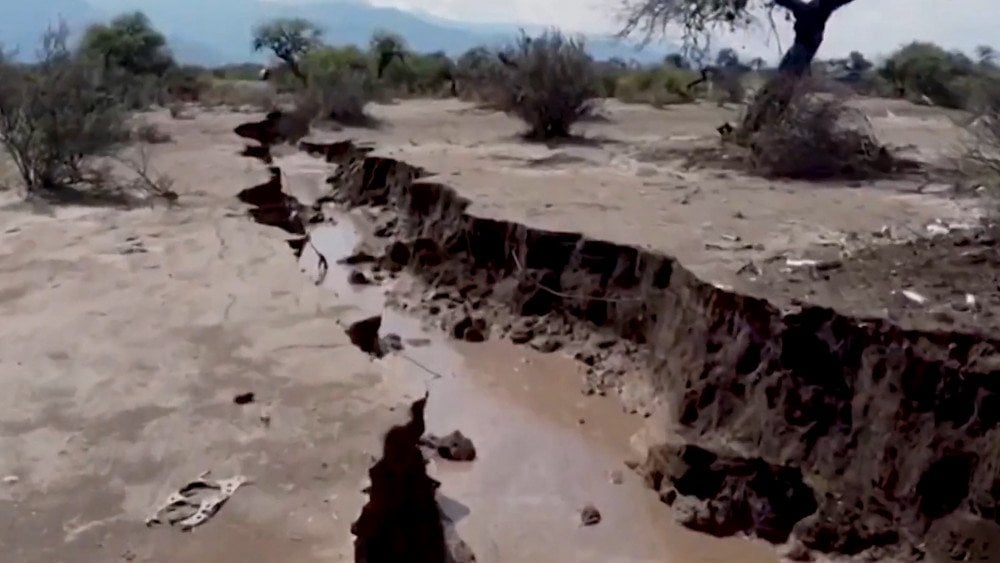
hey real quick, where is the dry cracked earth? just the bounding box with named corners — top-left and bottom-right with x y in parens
top-left (1, 98), bottom-right (999, 562)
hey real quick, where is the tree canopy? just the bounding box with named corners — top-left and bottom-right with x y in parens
top-left (252, 18), bottom-right (323, 80)
top-left (80, 11), bottom-right (173, 76)
top-left (618, 0), bottom-right (858, 75)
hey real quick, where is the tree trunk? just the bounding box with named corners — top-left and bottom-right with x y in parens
top-left (737, 0), bottom-right (857, 141)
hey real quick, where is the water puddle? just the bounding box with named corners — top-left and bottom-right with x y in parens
top-left (302, 214), bottom-right (777, 563)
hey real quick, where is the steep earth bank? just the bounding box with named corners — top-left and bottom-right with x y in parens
top-left (235, 113), bottom-right (1000, 562)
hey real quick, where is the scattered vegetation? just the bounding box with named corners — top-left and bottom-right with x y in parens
top-left (964, 108), bottom-right (1000, 192)
top-left (0, 25), bottom-right (129, 194)
top-left (492, 30), bottom-right (600, 139)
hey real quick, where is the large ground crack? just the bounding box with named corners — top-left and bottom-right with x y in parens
top-left (234, 114), bottom-right (1000, 561)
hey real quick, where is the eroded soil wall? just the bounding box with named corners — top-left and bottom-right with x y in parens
top-left (237, 120), bottom-right (1000, 560)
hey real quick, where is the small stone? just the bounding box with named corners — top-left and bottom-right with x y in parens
top-left (530, 336), bottom-right (562, 354)
top-left (580, 504), bottom-right (601, 526)
top-left (608, 470), bottom-right (624, 485)
top-left (423, 431), bottom-right (476, 461)
top-left (463, 328), bottom-right (486, 343)
top-left (2, 475), bottom-right (19, 485)
top-left (233, 392), bottom-right (255, 405)
top-left (347, 270), bottom-right (370, 285)
top-left (509, 328), bottom-right (534, 344)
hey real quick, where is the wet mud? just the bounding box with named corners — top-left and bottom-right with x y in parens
top-left (234, 115), bottom-right (1000, 561)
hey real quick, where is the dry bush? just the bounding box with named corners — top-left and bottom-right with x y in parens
top-left (0, 26), bottom-right (130, 194)
top-left (964, 109), bottom-right (1000, 191)
top-left (132, 121), bottom-right (173, 144)
top-left (746, 79), bottom-right (895, 180)
top-left (201, 79), bottom-right (277, 111)
top-left (494, 30), bottom-right (599, 139)
top-left (301, 69), bottom-right (377, 126)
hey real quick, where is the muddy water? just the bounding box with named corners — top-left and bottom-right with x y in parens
top-left (303, 214), bottom-right (778, 563)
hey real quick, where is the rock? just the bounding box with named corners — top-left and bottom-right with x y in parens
top-left (386, 241), bottom-right (411, 267)
top-left (509, 327), bottom-right (533, 344)
top-left (580, 504), bottom-right (601, 526)
top-left (423, 431), bottom-right (476, 462)
top-left (452, 315), bottom-right (489, 343)
top-left (463, 327), bottom-right (486, 343)
top-left (608, 470), bottom-right (624, 484)
top-left (233, 392), bottom-right (255, 405)
top-left (2, 475), bottom-right (19, 485)
top-left (338, 251), bottom-right (377, 265)
top-left (348, 270), bottom-right (370, 285)
top-left (380, 333), bottom-right (404, 353)
top-left (346, 315), bottom-right (384, 358)
top-left (530, 336), bottom-right (562, 354)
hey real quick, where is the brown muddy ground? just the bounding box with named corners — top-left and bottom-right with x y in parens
top-left (328, 97), bottom-right (990, 334)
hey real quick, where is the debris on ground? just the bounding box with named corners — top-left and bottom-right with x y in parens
top-left (348, 270), bottom-right (371, 285)
top-left (608, 470), bottom-right (624, 485)
top-left (405, 337), bottom-right (432, 347)
top-left (145, 472), bottom-right (249, 531)
top-left (421, 431), bottom-right (477, 462)
top-left (233, 392), bottom-right (255, 405)
top-left (2, 475), bottom-right (19, 485)
top-left (580, 504), bottom-right (602, 526)
top-left (380, 333), bottom-right (404, 353)
top-left (900, 289), bottom-right (929, 305)
top-left (347, 315), bottom-right (385, 358)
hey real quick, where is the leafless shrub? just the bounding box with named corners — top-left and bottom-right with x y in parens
top-left (201, 79), bottom-right (277, 111)
top-left (746, 78), bottom-right (896, 180)
top-left (132, 121), bottom-right (173, 144)
top-left (963, 108), bottom-right (1000, 191)
top-left (111, 141), bottom-right (177, 202)
top-left (493, 30), bottom-right (599, 139)
top-left (0, 24), bottom-right (129, 194)
top-left (301, 68), bottom-right (377, 127)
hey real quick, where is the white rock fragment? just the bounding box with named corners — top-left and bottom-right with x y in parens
top-left (901, 289), bottom-right (928, 305)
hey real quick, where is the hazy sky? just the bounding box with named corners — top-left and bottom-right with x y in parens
top-left (366, 0), bottom-right (998, 61)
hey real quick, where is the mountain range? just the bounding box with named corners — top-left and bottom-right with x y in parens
top-left (1, 0), bottom-right (671, 65)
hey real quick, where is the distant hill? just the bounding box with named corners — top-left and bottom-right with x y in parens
top-left (1, 0), bottom-right (670, 65)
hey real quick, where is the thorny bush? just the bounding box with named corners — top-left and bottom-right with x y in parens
top-left (0, 26), bottom-right (129, 194)
top-left (494, 30), bottom-right (599, 139)
top-left (745, 78), bottom-right (896, 180)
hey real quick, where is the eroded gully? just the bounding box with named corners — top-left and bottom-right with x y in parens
top-left (302, 214), bottom-right (777, 562)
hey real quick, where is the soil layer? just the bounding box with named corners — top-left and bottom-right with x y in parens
top-left (236, 115), bottom-right (1000, 561)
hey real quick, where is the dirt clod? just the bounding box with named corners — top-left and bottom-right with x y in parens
top-left (348, 269), bottom-right (371, 285)
top-left (530, 336), bottom-right (563, 353)
top-left (233, 392), bottom-right (255, 405)
top-left (346, 315), bottom-right (384, 358)
top-left (422, 431), bottom-right (477, 462)
top-left (580, 504), bottom-right (602, 526)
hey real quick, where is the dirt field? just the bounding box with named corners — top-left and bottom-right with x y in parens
top-left (0, 96), bottom-right (996, 562)
top-left (333, 98), bottom-right (988, 331)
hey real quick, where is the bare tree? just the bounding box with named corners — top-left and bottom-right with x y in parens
top-left (619, 0), bottom-right (858, 137)
top-left (620, 0), bottom-right (856, 77)
top-left (252, 18), bottom-right (322, 85)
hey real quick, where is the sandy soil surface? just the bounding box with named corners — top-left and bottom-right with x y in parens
top-left (0, 108), bottom-right (783, 562)
top-left (0, 112), bottom-right (420, 562)
top-left (1, 94), bottom-right (994, 561)
top-left (331, 97), bottom-right (990, 332)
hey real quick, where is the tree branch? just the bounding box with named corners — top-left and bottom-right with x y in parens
top-left (772, 0), bottom-right (807, 15)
